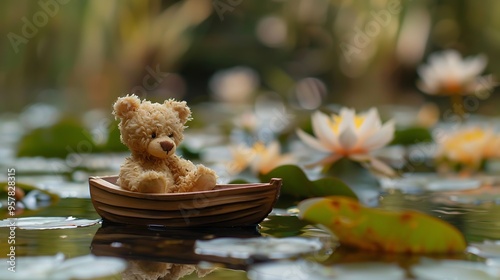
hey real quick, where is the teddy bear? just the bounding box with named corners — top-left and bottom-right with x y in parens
top-left (112, 94), bottom-right (217, 193)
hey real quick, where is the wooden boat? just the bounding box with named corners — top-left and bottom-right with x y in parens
top-left (89, 176), bottom-right (282, 228)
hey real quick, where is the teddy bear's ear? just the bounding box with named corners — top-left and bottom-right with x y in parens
top-left (113, 94), bottom-right (141, 119)
top-left (165, 99), bottom-right (192, 124)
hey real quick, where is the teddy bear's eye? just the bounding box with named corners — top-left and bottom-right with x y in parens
top-left (151, 132), bottom-right (157, 139)
top-left (168, 132), bottom-right (174, 138)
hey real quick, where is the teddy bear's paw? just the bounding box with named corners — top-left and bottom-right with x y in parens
top-left (137, 173), bottom-right (169, 193)
top-left (190, 167), bottom-right (217, 192)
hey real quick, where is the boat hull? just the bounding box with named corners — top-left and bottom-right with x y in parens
top-left (89, 176), bottom-right (282, 227)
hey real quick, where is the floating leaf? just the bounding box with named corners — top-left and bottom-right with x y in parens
top-left (50, 254), bottom-right (127, 279)
top-left (259, 215), bottom-right (311, 237)
top-left (195, 237), bottom-right (322, 259)
top-left (102, 119), bottom-right (128, 152)
top-left (467, 240), bottom-right (500, 259)
top-left (0, 216), bottom-right (99, 230)
top-left (248, 260), bottom-right (405, 280)
top-left (391, 126), bottom-right (433, 146)
top-left (248, 260), bottom-right (328, 280)
top-left (0, 253), bottom-right (126, 280)
top-left (379, 174), bottom-right (481, 193)
top-left (298, 196), bottom-right (466, 254)
top-left (17, 118), bottom-right (97, 158)
top-left (259, 165), bottom-right (357, 200)
top-left (412, 259), bottom-right (499, 280)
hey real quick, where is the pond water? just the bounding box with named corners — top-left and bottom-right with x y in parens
top-left (2, 178), bottom-right (500, 279)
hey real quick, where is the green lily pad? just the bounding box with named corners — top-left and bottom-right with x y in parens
top-left (102, 120), bottom-right (128, 153)
top-left (17, 118), bottom-right (97, 158)
top-left (391, 126), bottom-right (433, 146)
top-left (0, 254), bottom-right (126, 279)
top-left (259, 165), bottom-right (358, 200)
top-left (298, 196), bottom-right (466, 254)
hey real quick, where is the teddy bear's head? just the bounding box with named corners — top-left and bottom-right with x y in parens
top-left (112, 95), bottom-right (191, 159)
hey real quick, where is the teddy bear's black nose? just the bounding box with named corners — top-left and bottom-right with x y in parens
top-left (160, 141), bottom-right (174, 152)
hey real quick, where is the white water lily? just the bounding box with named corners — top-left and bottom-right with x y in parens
top-left (227, 144), bottom-right (255, 175)
top-left (250, 141), bottom-right (296, 174)
top-left (417, 50), bottom-right (493, 95)
top-left (227, 141), bottom-right (295, 175)
top-left (436, 127), bottom-right (500, 171)
top-left (297, 107), bottom-right (396, 177)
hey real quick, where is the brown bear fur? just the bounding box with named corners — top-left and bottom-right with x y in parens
top-left (122, 260), bottom-right (213, 280)
top-left (113, 94), bottom-right (217, 193)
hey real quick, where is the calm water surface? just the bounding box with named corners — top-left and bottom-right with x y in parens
top-left (1, 182), bottom-right (500, 279)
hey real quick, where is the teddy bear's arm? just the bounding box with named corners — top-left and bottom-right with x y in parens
top-left (118, 158), bottom-right (144, 191)
top-left (168, 156), bottom-right (217, 192)
top-left (167, 155), bottom-right (195, 176)
top-left (118, 158), bottom-right (173, 193)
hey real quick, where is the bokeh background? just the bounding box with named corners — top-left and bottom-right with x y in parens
top-left (2, 0), bottom-right (500, 113)
top-left (1, 0), bottom-right (500, 163)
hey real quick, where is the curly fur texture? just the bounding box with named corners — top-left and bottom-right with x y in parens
top-left (113, 94), bottom-right (217, 193)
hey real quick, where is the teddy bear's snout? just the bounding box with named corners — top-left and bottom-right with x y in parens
top-left (160, 141), bottom-right (174, 152)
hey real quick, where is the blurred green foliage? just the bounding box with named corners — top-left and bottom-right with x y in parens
top-left (17, 118), bottom-right (97, 158)
top-left (1, 0), bottom-right (500, 113)
top-left (391, 126), bottom-right (433, 146)
top-left (103, 120), bottom-right (128, 153)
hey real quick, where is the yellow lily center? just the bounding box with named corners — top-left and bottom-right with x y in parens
top-left (446, 129), bottom-right (486, 148)
top-left (252, 142), bottom-right (267, 155)
top-left (329, 115), bottom-right (366, 135)
top-left (441, 79), bottom-right (463, 95)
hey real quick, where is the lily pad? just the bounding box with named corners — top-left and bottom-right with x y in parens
top-left (248, 260), bottom-right (328, 280)
top-left (0, 253), bottom-right (127, 279)
top-left (298, 196), bottom-right (466, 254)
top-left (259, 165), bottom-right (358, 200)
top-left (391, 126), bottom-right (433, 146)
top-left (248, 260), bottom-right (405, 280)
top-left (102, 120), bottom-right (128, 152)
top-left (467, 240), bottom-right (500, 259)
top-left (50, 254), bottom-right (127, 279)
top-left (0, 216), bottom-right (100, 230)
top-left (195, 237), bottom-right (323, 259)
top-left (17, 118), bottom-right (97, 159)
top-left (412, 259), bottom-right (500, 280)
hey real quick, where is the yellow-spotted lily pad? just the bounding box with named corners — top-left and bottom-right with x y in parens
top-left (298, 196), bottom-right (466, 254)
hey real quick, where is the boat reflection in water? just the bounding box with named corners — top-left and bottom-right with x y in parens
top-left (91, 222), bottom-right (262, 279)
top-left (122, 260), bottom-right (213, 280)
